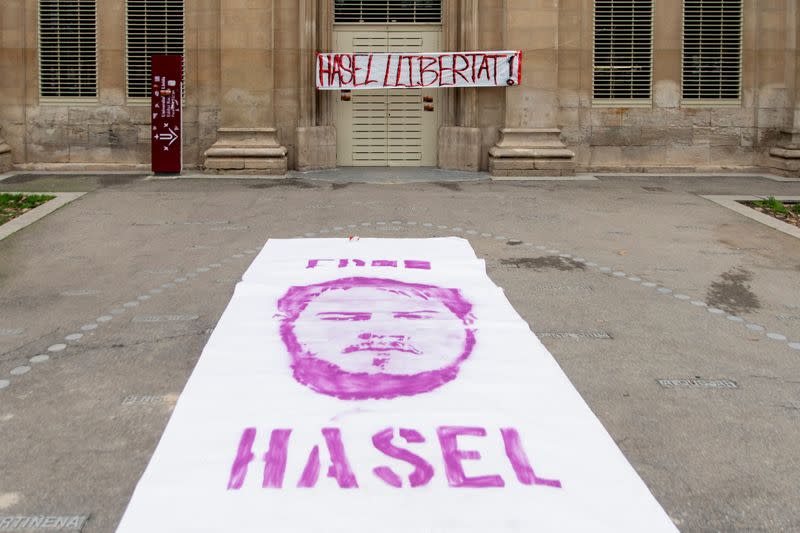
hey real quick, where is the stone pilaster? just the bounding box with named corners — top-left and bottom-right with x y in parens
top-left (439, 126), bottom-right (481, 171)
top-left (0, 0), bottom-right (25, 170)
top-left (489, 0), bottom-right (574, 178)
top-left (296, 126), bottom-right (335, 171)
top-left (768, 3), bottom-right (800, 177)
top-left (438, 0), bottom-right (482, 172)
top-left (204, 128), bottom-right (287, 173)
top-left (204, 0), bottom-right (287, 173)
top-left (769, 131), bottom-right (800, 176)
top-left (295, 0), bottom-right (335, 171)
top-left (490, 128), bottom-right (574, 176)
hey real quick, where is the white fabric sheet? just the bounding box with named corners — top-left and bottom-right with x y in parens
top-left (116, 238), bottom-right (677, 532)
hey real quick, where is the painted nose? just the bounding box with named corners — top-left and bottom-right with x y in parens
top-left (357, 333), bottom-right (407, 341)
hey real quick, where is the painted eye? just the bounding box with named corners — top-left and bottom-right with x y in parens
top-left (317, 313), bottom-right (371, 321)
top-left (393, 312), bottom-right (437, 320)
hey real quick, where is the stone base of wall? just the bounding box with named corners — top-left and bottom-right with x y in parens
top-left (584, 166), bottom-right (766, 176)
top-left (14, 163), bottom-right (152, 171)
top-left (489, 128), bottom-right (575, 179)
top-left (0, 127), bottom-right (12, 172)
top-left (769, 156), bottom-right (800, 177)
top-left (296, 126), bottom-right (336, 171)
top-left (490, 158), bottom-right (576, 176)
top-left (439, 127), bottom-right (481, 172)
top-left (768, 130), bottom-right (800, 177)
top-left (204, 128), bottom-right (287, 175)
top-left (0, 142), bottom-right (11, 173)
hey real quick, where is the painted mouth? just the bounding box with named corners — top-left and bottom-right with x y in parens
top-left (342, 341), bottom-right (422, 355)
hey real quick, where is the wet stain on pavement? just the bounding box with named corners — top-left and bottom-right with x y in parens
top-left (99, 174), bottom-right (149, 186)
top-left (433, 181), bottom-right (462, 192)
top-left (246, 179), bottom-right (318, 190)
top-left (706, 267), bottom-right (761, 315)
top-left (1, 173), bottom-right (147, 186)
top-left (500, 256), bottom-right (587, 271)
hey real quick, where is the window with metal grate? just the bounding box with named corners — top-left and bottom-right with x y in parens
top-left (126, 0), bottom-right (184, 99)
top-left (39, 0), bottom-right (97, 98)
top-left (593, 0), bottom-right (654, 102)
top-left (334, 0), bottom-right (442, 24)
top-left (682, 0), bottom-right (742, 101)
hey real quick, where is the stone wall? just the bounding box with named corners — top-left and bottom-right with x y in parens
top-left (0, 0), bottom-right (797, 173)
top-left (0, 0), bottom-right (221, 169)
top-left (558, 0), bottom-right (797, 173)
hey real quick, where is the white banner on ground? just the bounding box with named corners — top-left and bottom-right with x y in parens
top-left (116, 238), bottom-right (677, 533)
top-left (316, 51), bottom-right (522, 90)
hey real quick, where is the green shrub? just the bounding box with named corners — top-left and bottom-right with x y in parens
top-left (753, 196), bottom-right (789, 215)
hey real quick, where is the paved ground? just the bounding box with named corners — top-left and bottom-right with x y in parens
top-left (1, 170), bottom-right (799, 532)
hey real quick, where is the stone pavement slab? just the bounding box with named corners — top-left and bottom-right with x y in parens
top-left (0, 171), bottom-right (799, 532)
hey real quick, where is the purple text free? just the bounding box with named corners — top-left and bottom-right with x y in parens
top-left (227, 426), bottom-right (561, 490)
top-left (306, 259), bottom-right (432, 270)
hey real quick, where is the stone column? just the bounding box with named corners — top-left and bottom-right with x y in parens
top-left (295, 0), bottom-right (336, 171)
top-left (489, 0), bottom-right (575, 178)
top-left (769, 0), bottom-right (800, 176)
top-left (0, 0), bottom-right (26, 171)
top-left (187, 0), bottom-right (221, 167)
top-left (439, 0), bottom-right (482, 172)
top-left (204, 0), bottom-right (287, 174)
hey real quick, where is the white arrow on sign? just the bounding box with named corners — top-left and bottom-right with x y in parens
top-left (157, 127), bottom-right (179, 147)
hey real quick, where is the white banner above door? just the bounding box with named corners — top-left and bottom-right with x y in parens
top-left (316, 50), bottom-right (522, 90)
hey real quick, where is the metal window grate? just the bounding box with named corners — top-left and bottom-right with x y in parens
top-left (682, 0), bottom-right (742, 101)
top-left (334, 1), bottom-right (442, 24)
top-left (593, 0), bottom-right (654, 101)
top-left (39, 0), bottom-right (97, 98)
top-left (126, 0), bottom-right (184, 99)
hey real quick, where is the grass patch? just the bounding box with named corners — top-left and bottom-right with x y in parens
top-left (752, 196), bottom-right (791, 214)
top-left (0, 193), bottom-right (56, 226)
top-left (742, 196), bottom-right (800, 230)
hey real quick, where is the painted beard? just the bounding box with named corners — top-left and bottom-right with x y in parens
top-left (284, 329), bottom-right (476, 400)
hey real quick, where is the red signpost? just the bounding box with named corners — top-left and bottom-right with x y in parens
top-left (151, 55), bottom-right (182, 173)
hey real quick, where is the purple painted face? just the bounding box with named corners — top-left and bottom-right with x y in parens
top-left (277, 277), bottom-right (475, 400)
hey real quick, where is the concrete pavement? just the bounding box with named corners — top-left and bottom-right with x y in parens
top-left (1, 171), bottom-right (799, 532)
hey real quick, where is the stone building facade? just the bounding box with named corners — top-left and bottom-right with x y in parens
top-left (0, 0), bottom-right (798, 176)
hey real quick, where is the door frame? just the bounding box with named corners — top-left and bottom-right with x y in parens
top-left (313, 0), bottom-right (473, 165)
top-left (332, 25), bottom-right (443, 167)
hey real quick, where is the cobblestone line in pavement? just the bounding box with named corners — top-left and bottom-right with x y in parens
top-left (309, 221), bottom-right (800, 354)
top-left (2, 219), bottom-right (797, 392)
top-left (0, 249), bottom-right (260, 391)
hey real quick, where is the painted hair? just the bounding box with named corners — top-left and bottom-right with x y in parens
top-left (277, 277), bottom-right (474, 323)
